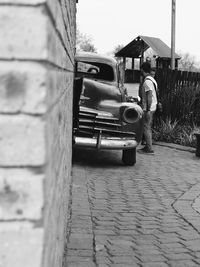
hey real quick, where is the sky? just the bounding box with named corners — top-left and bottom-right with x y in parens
top-left (76, 0), bottom-right (200, 61)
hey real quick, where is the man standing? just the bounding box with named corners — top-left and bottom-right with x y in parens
top-left (139, 62), bottom-right (157, 154)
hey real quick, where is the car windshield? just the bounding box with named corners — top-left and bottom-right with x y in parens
top-left (76, 61), bottom-right (115, 82)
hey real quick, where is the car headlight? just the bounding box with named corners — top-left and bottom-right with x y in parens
top-left (120, 103), bottom-right (143, 124)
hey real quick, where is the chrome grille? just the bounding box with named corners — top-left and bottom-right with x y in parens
top-left (74, 109), bottom-right (135, 138)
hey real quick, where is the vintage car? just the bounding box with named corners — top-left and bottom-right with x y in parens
top-left (73, 52), bottom-right (143, 165)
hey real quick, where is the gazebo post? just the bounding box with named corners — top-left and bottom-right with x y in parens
top-left (123, 57), bottom-right (126, 83)
top-left (131, 58), bottom-right (134, 69)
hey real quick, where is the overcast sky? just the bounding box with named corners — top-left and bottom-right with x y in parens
top-left (77, 0), bottom-right (200, 61)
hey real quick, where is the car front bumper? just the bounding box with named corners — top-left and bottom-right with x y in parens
top-left (74, 136), bottom-right (138, 150)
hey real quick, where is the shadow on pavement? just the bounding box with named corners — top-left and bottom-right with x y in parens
top-left (72, 147), bottom-right (126, 168)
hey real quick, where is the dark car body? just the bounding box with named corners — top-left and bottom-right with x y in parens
top-left (73, 52), bottom-right (143, 165)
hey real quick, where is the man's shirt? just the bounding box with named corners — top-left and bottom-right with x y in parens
top-left (141, 76), bottom-right (158, 112)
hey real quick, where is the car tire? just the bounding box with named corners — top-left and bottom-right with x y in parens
top-left (122, 148), bottom-right (136, 166)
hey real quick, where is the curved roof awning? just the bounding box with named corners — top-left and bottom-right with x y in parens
top-left (115, 35), bottom-right (180, 59)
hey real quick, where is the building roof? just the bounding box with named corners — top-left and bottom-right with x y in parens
top-left (115, 35), bottom-right (180, 59)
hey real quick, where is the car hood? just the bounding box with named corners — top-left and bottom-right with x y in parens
top-left (80, 106), bottom-right (115, 117)
top-left (80, 78), bottom-right (122, 109)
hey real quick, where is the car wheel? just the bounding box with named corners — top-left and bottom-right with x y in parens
top-left (122, 148), bottom-right (136, 166)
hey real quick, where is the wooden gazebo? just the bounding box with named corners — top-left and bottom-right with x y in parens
top-left (115, 35), bottom-right (180, 83)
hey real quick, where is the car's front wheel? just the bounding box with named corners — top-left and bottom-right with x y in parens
top-left (122, 148), bottom-right (136, 166)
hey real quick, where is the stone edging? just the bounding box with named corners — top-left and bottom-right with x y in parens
top-left (155, 142), bottom-right (200, 233)
top-left (172, 183), bottom-right (200, 233)
top-left (66, 165), bottom-right (96, 266)
top-left (154, 141), bottom-right (196, 153)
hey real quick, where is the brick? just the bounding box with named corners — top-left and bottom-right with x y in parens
top-left (166, 253), bottom-right (193, 261)
top-left (0, 5), bottom-right (74, 70)
top-left (137, 254), bottom-right (167, 262)
top-left (66, 259), bottom-right (96, 267)
top-left (0, 6), bottom-right (47, 59)
top-left (0, 168), bottom-right (44, 220)
top-left (111, 256), bottom-right (140, 264)
top-left (95, 255), bottom-right (112, 265)
top-left (46, 13), bottom-right (74, 70)
top-left (0, 222), bottom-right (43, 267)
top-left (46, 70), bottom-right (73, 110)
top-left (142, 263), bottom-right (169, 267)
top-left (0, 114), bottom-right (45, 166)
top-left (0, 62), bottom-right (47, 114)
top-left (46, 0), bottom-right (75, 59)
top-left (192, 196), bottom-right (200, 213)
top-left (68, 233), bottom-right (93, 250)
top-left (168, 261), bottom-right (199, 267)
top-left (67, 249), bottom-right (93, 257)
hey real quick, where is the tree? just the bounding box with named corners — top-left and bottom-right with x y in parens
top-left (112, 44), bottom-right (124, 57)
top-left (112, 44), bottom-right (126, 65)
top-left (76, 29), bottom-right (97, 53)
top-left (178, 51), bottom-right (200, 72)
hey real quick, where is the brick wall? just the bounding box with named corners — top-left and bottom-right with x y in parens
top-left (0, 1), bottom-right (76, 267)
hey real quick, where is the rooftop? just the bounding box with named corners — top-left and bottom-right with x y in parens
top-left (115, 35), bottom-right (180, 59)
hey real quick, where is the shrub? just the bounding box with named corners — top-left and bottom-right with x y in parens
top-left (153, 117), bottom-right (200, 148)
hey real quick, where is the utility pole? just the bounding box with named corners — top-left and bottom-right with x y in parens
top-left (171, 0), bottom-right (176, 69)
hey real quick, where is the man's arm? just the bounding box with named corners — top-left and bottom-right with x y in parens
top-left (145, 90), bottom-right (152, 111)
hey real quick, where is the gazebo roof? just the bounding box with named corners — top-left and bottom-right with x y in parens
top-left (115, 35), bottom-right (180, 59)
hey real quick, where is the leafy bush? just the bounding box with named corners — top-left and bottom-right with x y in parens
top-left (153, 117), bottom-right (200, 148)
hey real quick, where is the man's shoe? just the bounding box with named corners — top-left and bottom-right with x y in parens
top-left (138, 146), bottom-right (147, 151)
top-left (138, 147), bottom-right (154, 155)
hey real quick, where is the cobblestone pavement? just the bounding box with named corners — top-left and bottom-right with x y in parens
top-left (65, 143), bottom-right (200, 267)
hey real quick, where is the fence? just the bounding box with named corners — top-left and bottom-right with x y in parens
top-left (156, 69), bottom-right (200, 126)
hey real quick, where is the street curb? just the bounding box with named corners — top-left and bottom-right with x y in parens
top-left (66, 165), bottom-right (96, 266)
top-left (154, 141), bottom-right (196, 153)
top-left (172, 182), bottom-right (200, 233)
